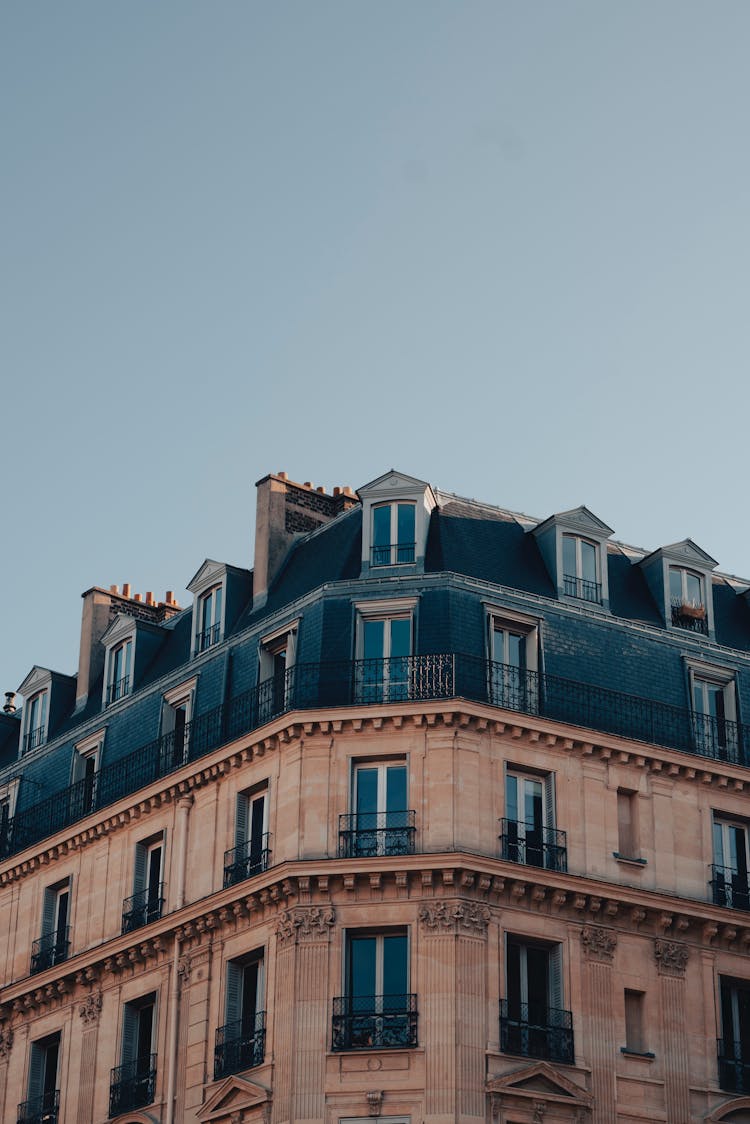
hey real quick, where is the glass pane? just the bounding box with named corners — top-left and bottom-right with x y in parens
top-left (349, 937), bottom-right (377, 998)
top-left (669, 568), bottom-right (683, 602)
top-left (214, 586), bottom-right (223, 626)
top-left (525, 781), bottom-right (543, 829)
top-left (373, 506), bottom-right (391, 548)
top-left (686, 572), bottom-right (703, 606)
top-left (356, 769), bottom-right (378, 817)
top-left (693, 681), bottom-right (705, 713)
top-left (389, 618), bottom-right (411, 659)
top-left (506, 774), bottom-right (518, 822)
top-left (382, 934), bottom-right (407, 999)
top-left (714, 821), bottom-right (726, 867)
top-left (363, 620), bottom-right (384, 661)
top-left (397, 504), bottom-right (415, 546)
top-left (242, 961), bottom-right (260, 1024)
top-left (581, 541), bottom-right (597, 584)
top-left (562, 535), bottom-right (576, 576)
top-left (526, 945), bottom-right (549, 1020)
top-left (507, 632), bottom-right (524, 669)
top-left (506, 940), bottom-right (521, 1015)
top-left (386, 766), bottom-right (407, 813)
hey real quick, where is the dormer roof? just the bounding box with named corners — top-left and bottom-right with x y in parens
top-left (532, 504), bottom-right (614, 540)
top-left (642, 538), bottom-right (719, 571)
top-left (187, 559), bottom-right (250, 594)
top-left (357, 469), bottom-right (436, 505)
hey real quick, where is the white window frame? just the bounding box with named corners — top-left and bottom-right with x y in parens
top-left (685, 658), bottom-right (738, 760)
top-left (188, 561), bottom-right (229, 657)
top-left (345, 928), bottom-right (410, 1010)
top-left (354, 598), bottom-right (416, 704)
top-left (196, 585), bottom-right (223, 653)
top-left (561, 533), bottom-right (601, 603)
top-left (350, 759), bottom-right (410, 857)
top-left (485, 605), bottom-right (539, 713)
top-left (119, 991), bottom-right (157, 1068)
top-left (505, 933), bottom-right (564, 1013)
top-left (101, 617), bottom-right (136, 709)
top-left (258, 619), bottom-right (299, 721)
top-left (358, 471), bottom-right (436, 574)
top-left (71, 728), bottom-right (105, 818)
top-left (370, 501), bottom-right (417, 567)
top-left (503, 765), bottom-right (557, 869)
top-left (227, 784), bottom-right (270, 884)
top-left (160, 679), bottom-right (197, 769)
top-left (224, 948), bottom-right (265, 1028)
top-left (23, 689), bottom-right (49, 754)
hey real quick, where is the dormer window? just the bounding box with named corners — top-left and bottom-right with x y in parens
top-left (24, 689), bottom-right (48, 753)
top-left (197, 585), bottom-right (223, 652)
top-left (669, 567), bottom-right (707, 634)
top-left (372, 503), bottom-right (416, 566)
top-left (106, 639), bottom-right (133, 705)
top-left (562, 535), bottom-right (601, 604)
top-left (531, 506), bottom-right (612, 611)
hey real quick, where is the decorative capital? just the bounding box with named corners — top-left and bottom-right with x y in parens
top-left (366, 1091), bottom-right (383, 1116)
top-left (581, 926), bottom-right (617, 962)
top-left (276, 906), bottom-right (335, 946)
top-left (418, 900), bottom-right (490, 935)
top-left (654, 939), bottom-right (689, 977)
top-left (177, 955), bottom-right (192, 986)
top-left (79, 992), bottom-right (103, 1026)
top-left (0, 1025), bottom-right (13, 1060)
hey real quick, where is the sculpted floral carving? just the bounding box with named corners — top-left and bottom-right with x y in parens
top-left (79, 992), bottom-right (103, 1026)
top-left (0, 1025), bottom-right (13, 1060)
top-left (654, 939), bottom-right (689, 977)
top-left (419, 900), bottom-right (490, 935)
top-left (581, 926), bottom-right (617, 962)
top-left (276, 906), bottom-right (335, 945)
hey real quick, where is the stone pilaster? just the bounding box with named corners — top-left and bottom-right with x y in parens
top-left (654, 940), bottom-right (690, 1124)
top-left (580, 927), bottom-right (617, 1123)
top-left (76, 992), bottom-right (102, 1124)
top-left (182, 945), bottom-right (214, 1115)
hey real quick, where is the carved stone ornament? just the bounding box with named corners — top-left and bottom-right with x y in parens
top-left (418, 900), bottom-right (490, 935)
top-left (79, 992), bottom-right (103, 1026)
top-left (276, 906), bottom-right (335, 946)
top-left (533, 1103), bottom-right (547, 1123)
top-left (581, 926), bottom-right (617, 962)
top-left (654, 939), bottom-right (689, 977)
top-left (0, 1025), bottom-right (13, 1060)
top-left (178, 955), bottom-right (192, 986)
top-left (366, 1090), bottom-right (383, 1116)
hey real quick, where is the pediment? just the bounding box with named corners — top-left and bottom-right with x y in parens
top-left (187, 558), bottom-right (227, 594)
top-left (18, 666), bottom-right (52, 698)
top-left (358, 469), bottom-right (435, 503)
top-left (197, 1074), bottom-right (271, 1122)
top-left (487, 1060), bottom-right (591, 1105)
top-left (533, 505), bottom-right (613, 540)
top-left (100, 613), bottom-right (137, 648)
top-left (658, 538), bottom-right (718, 570)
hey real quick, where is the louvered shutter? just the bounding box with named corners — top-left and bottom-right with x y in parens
top-left (133, 843), bottom-right (147, 893)
top-left (225, 961), bottom-right (243, 1027)
top-left (41, 888), bottom-right (56, 938)
top-left (548, 943), bottom-right (563, 1011)
top-left (27, 1041), bottom-right (45, 1100)
top-left (235, 794), bottom-right (249, 850)
top-left (121, 1003), bottom-right (139, 1066)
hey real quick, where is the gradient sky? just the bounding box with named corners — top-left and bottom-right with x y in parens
top-left (2, 2), bottom-right (750, 699)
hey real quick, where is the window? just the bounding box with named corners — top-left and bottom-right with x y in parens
top-left (31, 881), bottom-right (70, 975)
top-left (616, 789), bottom-right (639, 860)
top-left (670, 567), bottom-right (707, 634)
top-left (501, 936), bottom-right (573, 1065)
top-left (258, 622), bottom-right (298, 722)
top-left (122, 837), bottom-right (164, 933)
top-left (23, 690), bottom-right (48, 754)
top-left (106, 639), bottom-right (133, 705)
top-left (488, 619), bottom-right (539, 713)
top-left (214, 952), bottom-right (266, 1079)
top-left (562, 534), bottom-right (601, 604)
top-left (623, 990), bottom-right (648, 1055)
top-left (71, 730), bottom-right (104, 819)
top-left (21, 1033), bottom-right (60, 1124)
top-left (224, 788), bottom-right (270, 888)
top-left (371, 503), bottom-right (416, 566)
top-left (0, 778), bottom-right (19, 856)
top-left (691, 673), bottom-right (737, 761)
top-left (197, 585), bottom-right (223, 652)
top-left (110, 995), bottom-right (157, 1117)
top-left (712, 817), bottom-right (750, 911)
top-left (355, 602), bottom-right (414, 704)
top-left (160, 680), bottom-right (196, 771)
top-left (500, 770), bottom-right (565, 872)
top-left (333, 930), bottom-right (416, 1051)
top-left (718, 977), bottom-right (750, 1094)
top-left (340, 762), bottom-right (414, 858)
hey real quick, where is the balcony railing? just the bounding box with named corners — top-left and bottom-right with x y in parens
top-left (711, 865), bottom-right (750, 911)
top-left (30, 927), bottom-right (70, 975)
top-left (23, 725), bottom-right (46, 755)
top-left (106, 676), bottom-right (131, 706)
top-left (371, 542), bottom-right (416, 566)
top-left (500, 1000), bottom-right (574, 1065)
top-left (109, 1055), bottom-right (156, 1118)
top-left (223, 835), bottom-right (272, 888)
top-left (7, 653), bottom-right (750, 862)
top-left (17, 1090), bottom-right (59, 1124)
top-left (563, 574), bottom-right (602, 604)
top-left (121, 884), bottom-right (165, 933)
top-left (499, 820), bottom-right (567, 873)
top-left (196, 623), bottom-right (221, 653)
top-left (338, 811), bottom-right (416, 858)
top-left (671, 600), bottom-right (709, 635)
top-left (718, 1039), bottom-right (750, 1093)
top-left (214, 1012), bottom-right (266, 1079)
top-left (332, 994), bottom-right (418, 1051)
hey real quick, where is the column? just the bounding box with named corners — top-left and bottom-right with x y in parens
top-left (76, 992), bottom-right (103, 1124)
top-left (654, 940), bottom-right (690, 1124)
top-left (456, 904), bottom-right (490, 1121)
top-left (580, 926), bottom-right (617, 1122)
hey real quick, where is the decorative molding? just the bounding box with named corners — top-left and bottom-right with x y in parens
top-left (581, 925), bottom-right (617, 962)
top-left (78, 992), bottom-right (102, 1026)
top-left (0, 1025), bottom-right (13, 1060)
top-left (418, 900), bottom-right (491, 935)
top-left (366, 1091), bottom-right (383, 1116)
top-left (276, 906), bottom-right (335, 946)
top-left (654, 939), bottom-right (689, 977)
top-left (178, 955), bottom-right (192, 986)
top-left (533, 1103), bottom-right (547, 1123)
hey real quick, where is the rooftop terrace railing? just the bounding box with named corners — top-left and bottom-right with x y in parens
top-left (4, 654), bottom-right (750, 861)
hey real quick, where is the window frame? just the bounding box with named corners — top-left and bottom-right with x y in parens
top-left (346, 758), bottom-right (413, 858)
top-left (196, 584), bottom-right (224, 653)
top-left (485, 605), bottom-right (539, 713)
top-left (370, 502), bottom-right (417, 567)
top-left (561, 533), bottom-right (602, 604)
top-left (685, 658), bottom-right (738, 760)
top-left (712, 813), bottom-right (750, 910)
top-left (23, 688), bottom-right (49, 754)
top-left (25, 1031), bottom-right (61, 1118)
top-left (258, 619), bottom-right (299, 721)
top-left (160, 679), bottom-right (197, 770)
top-left (224, 783), bottom-right (271, 887)
top-left (354, 599), bottom-right (416, 705)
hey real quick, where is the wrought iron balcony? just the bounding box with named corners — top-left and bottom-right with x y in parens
top-left (693, 712), bottom-right (738, 761)
top-left (196, 623), bottom-right (221, 653)
top-left (23, 725), bottom-right (46, 754)
top-left (500, 1000), bottom-right (574, 1065)
top-left (121, 885), bottom-right (165, 933)
top-left (30, 927), bottom-right (70, 975)
top-left (671, 599), bottom-right (708, 635)
top-left (332, 994), bottom-right (418, 1051)
top-left (106, 676), bottom-right (131, 706)
top-left (353, 654), bottom-right (453, 705)
top-left (371, 542), bottom-right (416, 566)
top-left (718, 1039), bottom-right (750, 1093)
top-left (223, 835), bottom-right (271, 888)
top-left (338, 811), bottom-right (416, 858)
top-left (214, 1012), bottom-right (266, 1079)
top-left (109, 1055), bottom-right (156, 1118)
top-left (17, 1090), bottom-right (59, 1124)
top-left (499, 820), bottom-right (567, 873)
top-left (563, 574), bottom-right (602, 604)
top-left (711, 865), bottom-right (750, 911)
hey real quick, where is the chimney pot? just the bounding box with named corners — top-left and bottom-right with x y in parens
top-left (134, 593), bottom-right (142, 602)
top-left (146, 591), bottom-right (154, 605)
top-left (317, 486), bottom-right (325, 494)
top-left (110, 584), bottom-right (119, 594)
top-left (3, 691), bottom-right (16, 714)
top-left (304, 482), bottom-right (313, 489)
top-left (122, 583), bottom-right (131, 598)
top-left (333, 487), bottom-right (341, 496)
top-left (166, 590), bottom-right (174, 603)
top-left (277, 471), bottom-right (288, 480)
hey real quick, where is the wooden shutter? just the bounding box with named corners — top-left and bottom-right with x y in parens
top-left (121, 1003), bottom-right (139, 1066)
top-left (235, 794), bottom-right (249, 850)
top-left (225, 961), bottom-right (243, 1026)
top-left (544, 774), bottom-right (555, 831)
top-left (27, 1041), bottom-right (45, 1099)
top-left (41, 888), bottom-right (56, 937)
top-left (548, 944), bottom-right (563, 1011)
top-left (133, 843), bottom-right (147, 894)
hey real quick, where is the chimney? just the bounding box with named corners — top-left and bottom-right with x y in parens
top-left (77, 587), bottom-right (119, 707)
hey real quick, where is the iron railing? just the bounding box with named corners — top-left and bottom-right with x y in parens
top-left (711, 865), bottom-right (750, 912)
top-left (106, 677), bottom-right (130, 706)
top-left (718, 1039), bottom-right (750, 1093)
top-left (196, 623), bottom-right (221, 652)
top-left (499, 820), bottom-right (567, 872)
top-left (332, 994), bottom-right (418, 1051)
top-left (109, 1055), bottom-right (156, 1118)
top-left (30, 927), bottom-right (70, 975)
top-left (563, 574), bottom-right (602, 604)
top-left (23, 726), bottom-right (46, 755)
top-left (17, 1090), bottom-right (59, 1124)
top-left (671, 601), bottom-right (709, 635)
top-left (6, 653), bottom-right (750, 863)
top-left (371, 542), bottom-right (416, 566)
top-left (214, 1012), bottom-right (266, 1079)
top-left (121, 884), bottom-right (165, 933)
top-left (500, 1000), bottom-right (574, 1065)
top-left (338, 811), bottom-right (416, 858)
top-left (223, 835), bottom-right (272, 888)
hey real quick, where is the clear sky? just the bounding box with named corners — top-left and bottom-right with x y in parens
top-left (2, 2), bottom-right (750, 698)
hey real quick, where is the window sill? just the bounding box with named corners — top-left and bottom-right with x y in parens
top-left (620, 1047), bottom-right (655, 1060)
top-left (613, 852), bottom-right (647, 867)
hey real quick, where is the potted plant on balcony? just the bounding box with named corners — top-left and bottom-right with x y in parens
top-left (676, 601), bottom-right (706, 621)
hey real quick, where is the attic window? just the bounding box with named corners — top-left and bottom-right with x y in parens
top-left (562, 535), bottom-right (601, 604)
top-left (371, 503), bottom-right (416, 566)
top-left (23, 689), bottom-right (48, 754)
top-left (669, 568), bottom-right (707, 634)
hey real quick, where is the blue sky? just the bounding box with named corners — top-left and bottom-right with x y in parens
top-left (2, 2), bottom-right (750, 697)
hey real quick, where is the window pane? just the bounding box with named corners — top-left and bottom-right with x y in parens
top-left (385, 766), bottom-right (407, 812)
top-left (563, 535), bottom-right (576, 576)
top-left (525, 781), bottom-right (543, 829)
top-left (686, 572), bottom-right (703, 606)
top-left (389, 618), bottom-right (411, 659)
top-left (507, 632), bottom-right (524, 669)
top-left (669, 568), bottom-right (682, 602)
top-left (581, 541), bottom-right (597, 584)
top-left (373, 506), bottom-right (391, 548)
top-left (356, 769), bottom-right (378, 816)
top-left (506, 774), bottom-right (518, 822)
top-left (382, 934), bottom-right (407, 997)
top-left (397, 504), bottom-right (415, 546)
top-left (350, 937), bottom-right (376, 997)
top-left (363, 620), bottom-right (384, 661)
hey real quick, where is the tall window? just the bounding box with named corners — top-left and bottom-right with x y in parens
top-left (356, 614), bottom-right (412, 703)
top-left (110, 995), bottom-right (157, 1117)
top-left (340, 762), bottom-right (413, 858)
top-left (623, 990), bottom-right (647, 1054)
top-left (123, 837), bottom-right (164, 933)
top-left (22, 1033), bottom-right (60, 1124)
top-left (692, 675), bottom-right (736, 760)
top-left (713, 818), bottom-right (750, 911)
top-left (562, 535), bottom-right (601, 603)
top-left (719, 978), bottom-right (750, 1094)
top-left (670, 567), bottom-right (707, 633)
top-left (24, 690), bottom-right (49, 753)
top-left (501, 771), bottom-right (565, 872)
top-left (71, 745), bottom-right (99, 818)
top-left (371, 503), bottom-right (416, 566)
top-left (258, 626), bottom-right (297, 722)
top-left (501, 937), bottom-right (573, 1065)
top-left (224, 788), bottom-right (270, 887)
top-left (160, 683), bottom-right (195, 771)
top-left (197, 586), bottom-right (223, 652)
top-left (215, 952), bottom-right (266, 1078)
top-left (616, 789), bottom-right (639, 860)
top-left (332, 930), bottom-right (416, 1051)
top-left (31, 881), bottom-right (70, 974)
top-left (107, 640), bottom-right (133, 705)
